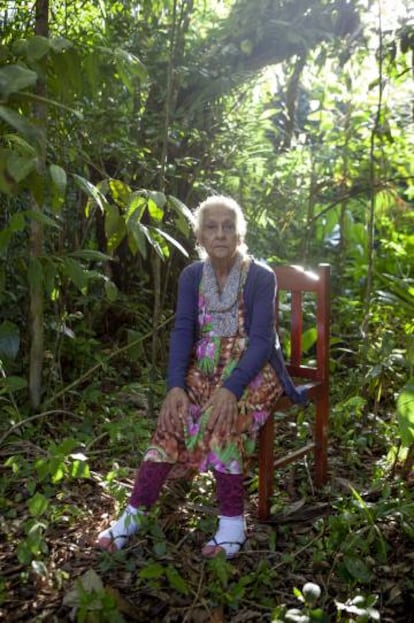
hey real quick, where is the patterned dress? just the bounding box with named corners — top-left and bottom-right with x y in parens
top-left (144, 256), bottom-right (283, 474)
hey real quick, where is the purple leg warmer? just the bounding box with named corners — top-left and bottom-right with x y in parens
top-left (215, 470), bottom-right (244, 516)
top-left (129, 461), bottom-right (173, 509)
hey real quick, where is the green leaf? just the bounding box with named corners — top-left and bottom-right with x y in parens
top-left (61, 257), bottom-right (88, 292)
top-left (0, 375), bottom-right (27, 394)
top-left (343, 555), bottom-right (372, 583)
top-left (114, 47), bottom-right (148, 84)
top-left (153, 540), bottom-right (167, 556)
top-left (127, 193), bottom-right (147, 222)
top-left (50, 458), bottom-right (65, 483)
top-left (0, 64), bottom-right (38, 98)
top-left (141, 226), bottom-right (167, 260)
top-left (9, 212), bottom-right (26, 232)
top-left (70, 459), bottom-right (91, 479)
top-left (0, 228), bottom-right (12, 251)
top-left (31, 560), bottom-right (48, 577)
top-left (6, 152), bottom-right (37, 183)
top-left (139, 562), bottom-right (165, 580)
top-left (105, 204), bottom-right (126, 253)
top-left (28, 492), bottom-right (49, 517)
top-left (208, 554), bottom-right (230, 586)
top-left (0, 321), bottom-right (20, 361)
top-left (168, 195), bottom-right (194, 236)
top-left (109, 178), bottom-right (131, 208)
top-left (63, 570), bottom-right (104, 609)
top-left (148, 190), bottom-right (167, 210)
top-left (49, 37), bottom-right (73, 53)
top-left (70, 249), bottom-right (112, 262)
top-left (152, 226), bottom-right (189, 258)
top-left (115, 57), bottom-right (133, 93)
top-left (49, 164), bottom-right (67, 195)
top-left (166, 565), bottom-right (189, 595)
top-left (126, 220), bottom-right (147, 257)
top-left (25, 209), bottom-right (61, 229)
top-left (147, 197), bottom-right (164, 223)
top-left (105, 280), bottom-right (118, 302)
top-left (42, 257), bottom-right (58, 296)
top-left (56, 438), bottom-right (80, 455)
top-left (302, 327), bottom-right (317, 354)
top-left (50, 164), bottom-right (67, 213)
top-left (73, 174), bottom-right (109, 214)
top-left (397, 379), bottom-right (414, 446)
top-left (25, 36), bottom-right (51, 60)
top-left (0, 105), bottom-right (42, 147)
top-left (0, 149), bottom-right (17, 194)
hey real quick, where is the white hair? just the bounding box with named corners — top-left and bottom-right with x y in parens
top-left (193, 195), bottom-right (248, 256)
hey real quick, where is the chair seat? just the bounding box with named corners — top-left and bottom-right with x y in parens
top-left (274, 382), bottom-right (323, 412)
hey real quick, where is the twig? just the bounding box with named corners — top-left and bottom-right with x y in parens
top-left (85, 431), bottom-right (109, 450)
top-left (183, 564), bottom-right (206, 623)
top-left (0, 410), bottom-right (82, 446)
top-left (43, 314), bottom-right (174, 409)
top-left (303, 455), bottom-right (315, 497)
top-left (241, 532), bottom-right (323, 567)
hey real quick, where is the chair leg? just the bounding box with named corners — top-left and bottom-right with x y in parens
top-left (258, 415), bottom-right (274, 521)
top-left (314, 391), bottom-right (329, 487)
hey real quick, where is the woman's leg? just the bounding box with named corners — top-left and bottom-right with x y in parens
top-left (129, 461), bottom-right (173, 508)
top-left (202, 470), bottom-right (246, 559)
top-left (98, 461), bottom-right (173, 551)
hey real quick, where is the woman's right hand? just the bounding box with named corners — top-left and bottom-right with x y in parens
top-left (158, 387), bottom-right (189, 429)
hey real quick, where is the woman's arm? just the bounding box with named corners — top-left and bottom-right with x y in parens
top-left (223, 264), bottom-right (276, 399)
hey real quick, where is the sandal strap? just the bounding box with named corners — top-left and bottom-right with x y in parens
top-left (98, 528), bottom-right (128, 547)
top-left (203, 536), bottom-right (247, 559)
top-left (210, 537), bottom-right (246, 548)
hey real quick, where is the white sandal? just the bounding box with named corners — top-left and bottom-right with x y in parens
top-left (97, 507), bottom-right (141, 552)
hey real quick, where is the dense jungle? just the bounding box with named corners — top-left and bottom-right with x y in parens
top-left (0, 0), bottom-right (414, 621)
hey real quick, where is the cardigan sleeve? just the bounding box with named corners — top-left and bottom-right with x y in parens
top-left (167, 264), bottom-right (198, 391)
top-left (222, 264), bottom-right (276, 399)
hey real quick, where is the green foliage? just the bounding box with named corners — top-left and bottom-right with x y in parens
top-left (1, 0), bottom-right (414, 619)
top-left (397, 379), bottom-right (414, 446)
top-left (63, 569), bottom-right (126, 622)
top-left (272, 582), bottom-right (380, 622)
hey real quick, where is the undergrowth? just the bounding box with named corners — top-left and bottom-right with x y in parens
top-left (0, 373), bottom-right (413, 622)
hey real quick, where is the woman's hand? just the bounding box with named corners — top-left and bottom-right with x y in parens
top-left (158, 387), bottom-right (189, 429)
top-left (204, 387), bottom-right (238, 441)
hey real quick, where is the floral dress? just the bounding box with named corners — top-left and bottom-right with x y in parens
top-left (144, 256), bottom-right (283, 474)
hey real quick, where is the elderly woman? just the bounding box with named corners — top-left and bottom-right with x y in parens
top-left (98, 195), bottom-right (306, 558)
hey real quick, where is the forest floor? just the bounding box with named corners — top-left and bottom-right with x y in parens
top-left (1, 394), bottom-right (413, 623)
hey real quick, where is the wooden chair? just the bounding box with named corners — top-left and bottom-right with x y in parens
top-left (258, 263), bottom-right (331, 521)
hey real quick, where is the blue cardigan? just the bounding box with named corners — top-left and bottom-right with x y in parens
top-left (167, 260), bottom-right (308, 405)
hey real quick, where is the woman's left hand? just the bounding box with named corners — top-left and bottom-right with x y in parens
top-left (204, 387), bottom-right (238, 441)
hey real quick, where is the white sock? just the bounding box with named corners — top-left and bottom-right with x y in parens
top-left (206, 515), bottom-right (246, 558)
top-left (98, 504), bottom-right (142, 550)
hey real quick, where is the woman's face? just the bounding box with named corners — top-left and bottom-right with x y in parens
top-left (198, 206), bottom-right (240, 263)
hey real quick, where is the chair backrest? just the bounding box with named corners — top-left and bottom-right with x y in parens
top-left (273, 264), bottom-right (330, 385)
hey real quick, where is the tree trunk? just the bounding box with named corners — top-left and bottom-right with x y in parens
top-left (29, 0), bottom-right (48, 409)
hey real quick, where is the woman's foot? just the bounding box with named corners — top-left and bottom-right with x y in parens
top-left (202, 515), bottom-right (246, 559)
top-left (97, 505), bottom-right (142, 551)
